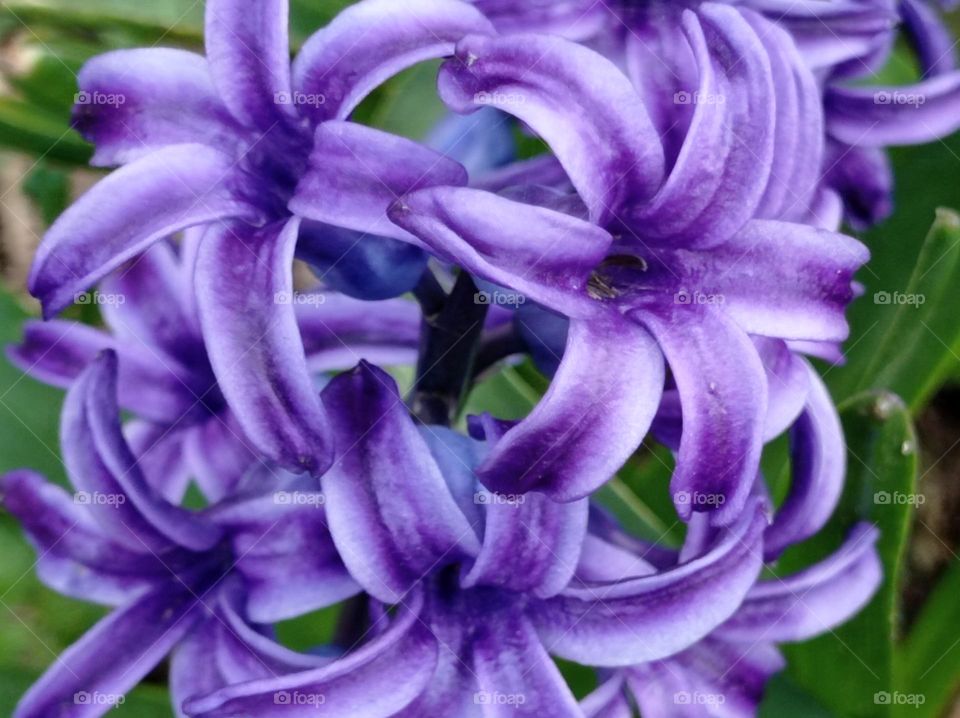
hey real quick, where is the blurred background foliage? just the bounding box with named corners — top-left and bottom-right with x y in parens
top-left (0, 1), bottom-right (959, 716)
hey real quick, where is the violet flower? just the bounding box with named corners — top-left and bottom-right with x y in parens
top-left (581, 524), bottom-right (881, 718)
top-left (371, 21), bottom-right (868, 523)
top-left (9, 238), bottom-right (420, 501)
top-left (472, 0), bottom-right (960, 227)
top-left (2, 352), bottom-right (358, 717)
top-left (183, 363), bottom-right (770, 717)
top-left (27, 0), bottom-right (494, 475)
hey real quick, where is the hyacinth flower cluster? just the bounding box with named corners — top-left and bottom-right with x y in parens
top-left (10, 0), bottom-right (959, 715)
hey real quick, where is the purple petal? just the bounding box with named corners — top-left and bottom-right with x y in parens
top-left (204, 0), bottom-right (294, 131)
top-left (646, 219), bottom-right (869, 343)
top-left (901, 0), bottom-right (958, 78)
top-left (389, 186), bottom-right (610, 319)
top-left (319, 362), bottom-right (481, 603)
top-left (291, 121), bottom-right (467, 243)
top-left (437, 33), bottom-right (664, 225)
top-left (764, 365), bottom-right (846, 559)
top-left (826, 73), bottom-right (960, 146)
top-left (470, 605), bottom-right (582, 717)
top-left (296, 293), bottom-right (420, 372)
top-left (824, 142), bottom-right (893, 229)
top-left (462, 491), bottom-right (588, 598)
top-left (721, 523), bottom-right (881, 642)
top-left (28, 144), bottom-right (253, 316)
top-left (625, 6), bottom-right (775, 248)
top-left (473, 0), bottom-right (610, 40)
top-left (754, 338), bottom-right (810, 441)
top-left (533, 502), bottom-right (767, 666)
top-left (292, 0), bottom-right (495, 124)
top-left (743, 11), bottom-right (823, 221)
top-left (62, 352), bottom-right (223, 552)
top-left (183, 416), bottom-right (257, 503)
top-left (1, 470), bottom-right (160, 605)
top-left (98, 240), bottom-right (202, 364)
top-left (13, 583), bottom-right (201, 718)
top-left (125, 420), bottom-right (191, 504)
top-left (627, 638), bottom-right (785, 718)
top-left (74, 48), bottom-right (242, 167)
top-left (632, 306), bottom-right (766, 524)
top-left (8, 319), bottom-right (197, 423)
top-left (209, 483), bottom-right (359, 623)
top-left (185, 594), bottom-right (438, 718)
top-left (195, 218), bottom-right (333, 475)
top-left (478, 315), bottom-right (664, 501)
top-left (295, 223), bottom-right (427, 301)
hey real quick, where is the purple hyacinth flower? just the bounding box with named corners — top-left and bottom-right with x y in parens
top-left (9, 238), bottom-right (421, 499)
top-left (368, 24), bottom-right (868, 523)
top-left (182, 363), bottom-right (770, 717)
top-left (582, 524), bottom-right (881, 717)
top-left (472, 0), bottom-right (960, 227)
top-left (26, 0), bottom-right (496, 475)
top-left (2, 352), bottom-right (358, 717)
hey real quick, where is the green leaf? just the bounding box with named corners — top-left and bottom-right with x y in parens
top-left (835, 210), bottom-right (960, 412)
top-left (894, 560), bottom-right (960, 718)
top-left (0, 290), bottom-right (65, 481)
top-left (780, 391), bottom-right (918, 717)
top-left (21, 161), bottom-right (70, 225)
top-left (0, 97), bottom-right (91, 165)
top-left (828, 130), bottom-right (960, 409)
top-left (760, 674), bottom-right (838, 718)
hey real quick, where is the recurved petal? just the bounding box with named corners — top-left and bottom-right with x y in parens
top-left (292, 0), bottom-right (495, 124)
top-left (826, 73), bottom-right (960, 146)
top-left (319, 362), bottom-right (481, 603)
top-left (61, 352), bottom-right (223, 552)
top-left (438, 32), bottom-right (665, 225)
top-left (389, 186), bottom-right (610, 320)
top-left (478, 315), bottom-right (664, 501)
top-left (184, 594), bottom-right (438, 718)
top-left (764, 364), bottom-right (845, 559)
top-left (13, 582), bottom-right (202, 718)
top-left (625, 6), bottom-right (775, 248)
top-left (195, 217), bottom-right (334, 475)
top-left (532, 502), bottom-right (767, 666)
top-left (74, 48), bottom-right (242, 166)
top-left (720, 523), bottom-right (881, 642)
top-left (205, 0), bottom-right (295, 130)
top-left (291, 121), bottom-right (468, 244)
top-left (632, 305), bottom-right (767, 525)
top-left (28, 144), bottom-right (253, 317)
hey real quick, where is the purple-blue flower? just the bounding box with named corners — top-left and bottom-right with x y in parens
top-left (2, 353), bottom-right (358, 717)
top-left (375, 24), bottom-right (868, 523)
